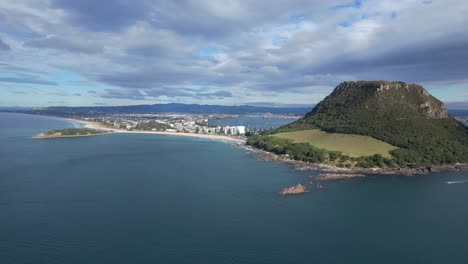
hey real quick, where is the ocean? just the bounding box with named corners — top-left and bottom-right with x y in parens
top-left (1, 112), bottom-right (468, 264)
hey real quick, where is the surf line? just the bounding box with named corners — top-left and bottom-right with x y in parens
top-left (446, 180), bottom-right (468, 184)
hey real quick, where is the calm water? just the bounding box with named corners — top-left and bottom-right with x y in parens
top-left (1, 112), bottom-right (468, 264)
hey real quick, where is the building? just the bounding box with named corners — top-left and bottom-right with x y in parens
top-left (221, 126), bottom-right (245, 135)
top-left (236, 126), bottom-right (246, 135)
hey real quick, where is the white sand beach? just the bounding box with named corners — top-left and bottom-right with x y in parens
top-left (67, 118), bottom-right (246, 144)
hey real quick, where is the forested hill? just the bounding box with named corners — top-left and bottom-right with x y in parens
top-left (274, 81), bottom-right (468, 167)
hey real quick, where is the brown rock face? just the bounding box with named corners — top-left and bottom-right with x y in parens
top-left (418, 101), bottom-right (448, 118)
top-left (279, 184), bottom-right (307, 195)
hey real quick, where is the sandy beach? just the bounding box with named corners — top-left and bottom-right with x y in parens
top-left (66, 118), bottom-right (246, 144)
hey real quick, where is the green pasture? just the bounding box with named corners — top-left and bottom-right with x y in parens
top-left (273, 129), bottom-right (398, 158)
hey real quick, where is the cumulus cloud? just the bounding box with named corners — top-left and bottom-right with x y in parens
top-left (1, 0), bottom-right (467, 105)
top-left (100, 87), bottom-right (234, 100)
top-left (0, 38), bottom-right (10, 50)
top-left (51, 0), bottom-right (149, 32)
top-left (0, 77), bottom-right (56, 86)
top-left (24, 36), bottom-right (103, 54)
top-left (195, 90), bottom-right (233, 99)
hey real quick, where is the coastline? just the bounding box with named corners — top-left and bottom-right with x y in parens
top-left (237, 144), bottom-right (468, 177)
top-left (35, 115), bottom-right (468, 176)
top-left (32, 132), bottom-right (112, 139)
top-left (66, 118), bottom-right (246, 144)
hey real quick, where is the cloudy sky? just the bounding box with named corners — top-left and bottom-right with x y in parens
top-left (0, 0), bottom-right (467, 107)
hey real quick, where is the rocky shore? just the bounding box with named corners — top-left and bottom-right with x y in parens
top-left (237, 144), bottom-right (468, 177)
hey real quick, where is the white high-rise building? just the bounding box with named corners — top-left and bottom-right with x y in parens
top-left (222, 126), bottom-right (245, 135)
top-left (231, 127), bottom-right (238, 135)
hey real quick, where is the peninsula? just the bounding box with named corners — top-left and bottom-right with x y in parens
top-left (33, 128), bottom-right (109, 139)
top-left (248, 81), bottom-right (468, 171)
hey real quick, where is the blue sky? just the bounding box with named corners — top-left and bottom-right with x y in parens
top-left (0, 0), bottom-right (467, 107)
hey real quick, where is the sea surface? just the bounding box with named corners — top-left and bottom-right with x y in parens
top-left (1, 112), bottom-right (468, 264)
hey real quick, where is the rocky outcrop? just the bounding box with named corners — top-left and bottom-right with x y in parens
top-left (418, 101), bottom-right (448, 118)
top-left (279, 184), bottom-right (307, 195)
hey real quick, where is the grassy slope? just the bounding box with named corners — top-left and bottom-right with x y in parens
top-left (273, 129), bottom-right (397, 158)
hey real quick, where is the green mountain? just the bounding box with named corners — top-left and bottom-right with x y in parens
top-left (249, 81), bottom-right (468, 168)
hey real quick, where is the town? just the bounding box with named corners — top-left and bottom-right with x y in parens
top-left (77, 113), bottom-right (250, 137)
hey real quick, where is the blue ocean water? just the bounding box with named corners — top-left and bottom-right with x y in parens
top-left (1, 112), bottom-right (468, 264)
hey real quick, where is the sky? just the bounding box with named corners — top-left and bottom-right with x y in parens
top-left (0, 0), bottom-right (467, 108)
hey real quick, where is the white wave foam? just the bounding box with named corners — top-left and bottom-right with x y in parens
top-left (446, 180), bottom-right (468, 184)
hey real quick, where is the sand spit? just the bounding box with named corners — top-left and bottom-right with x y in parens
top-left (67, 118), bottom-right (246, 144)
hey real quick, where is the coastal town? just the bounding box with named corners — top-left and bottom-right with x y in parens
top-left (72, 113), bottom-right (251, 138)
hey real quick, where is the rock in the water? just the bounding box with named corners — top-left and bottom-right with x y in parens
top-left (280, 184), bottom-right (306, 195)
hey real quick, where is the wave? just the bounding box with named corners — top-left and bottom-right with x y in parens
top-left (446, 180), bottom-right (468, 184)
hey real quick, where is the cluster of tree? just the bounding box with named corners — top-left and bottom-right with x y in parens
top-left (273, 121), bottom-right (468, 168)
top-left (247, 135), bottom-right (407, 168)
top-left (352, 154), bottom-right (397, 168)
top-left (45, 128), bottom-right (103, 136)
top-left (134, 121), bottom-right (171, 131)
top-left (301, 117), bottom-right (468, 168)
top-left (247, 136), bottom-right (367, 166)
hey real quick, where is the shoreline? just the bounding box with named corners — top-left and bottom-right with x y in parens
top-left (31, 114), bottom-right (468, 176)
top-left (66, 118), bottom-right (246, 144)
top-left (32, 132), bottom-right (112, 139)
top-left (237, 144), bottom-right (468, 177)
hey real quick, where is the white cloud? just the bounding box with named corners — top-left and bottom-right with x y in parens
top-left (0, 0), bottom-right (467, 105)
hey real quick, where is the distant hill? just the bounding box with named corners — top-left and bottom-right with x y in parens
top-left (249, 81), bottom-right (468, 169)
top-left (2, 103), bottom-right (466, 116)
top-left (0, 107), bottom-right (32, 111)
top-left (9, 103), bottom-right (311, 116)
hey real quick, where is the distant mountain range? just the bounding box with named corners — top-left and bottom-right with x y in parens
top-left (1, 103), bottom-right (467, 116)
top-left (3, 103), bottom-right (312, 116)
